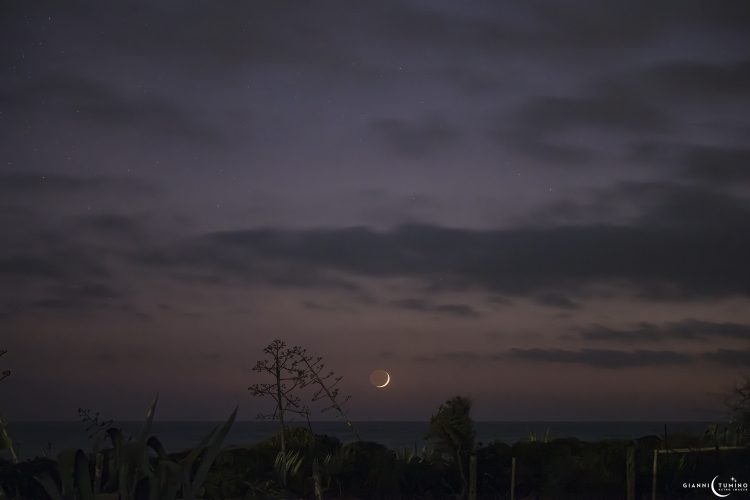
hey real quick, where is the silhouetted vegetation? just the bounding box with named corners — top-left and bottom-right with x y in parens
top-left (297, 349), bottom-right (358, 442)
top-left (426, 396), bottom-right (475, 499)
top-left (1, 397), bottom-right (237, 500)
top-left (726, 375), bottom-right (750, 445)
top-left (249, 340), bottom-right (356, 451)
top-left (0, 349), bottom-right (16, 465)
top-left (249, 339), bottom-right (355, 493)
top-left (77, 408), bottom-right (115, 441)
top-left (0, 350), bottom-right (9, 384)
top-left (248, 340), bottom-right (308, 459)
top-left (3, 420), bottom-right (747, 499)
top-left (1, 345), bottom-right (749, 499)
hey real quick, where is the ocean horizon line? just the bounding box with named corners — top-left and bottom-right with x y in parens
top-left (7, 418), bottom-right (716, 424)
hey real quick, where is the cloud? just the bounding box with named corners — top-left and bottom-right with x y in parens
top-left (0, 252), bottom-right (110, 282)
top-left (152, 181), bottom-right (750, 299)
top-left (4, 178), bottom-right (749, 323)
top-left (415, 348), bottom-right (697, 368)
top-left (10, 1), bottom-right (749, 91)
top-left (492, 56), bottom-right (750, 171)
top-left (301, 300), bottom-right (358, 314)
top-left (0, 206), bottom-right (154, 318)
top-left (628, 182), bottom-right (750, 229)
top-left (0, 173), bottom-right (156, 197)
top-left (0, 274), bottom-right (142, 319)
top-left (369, 117), bottom-right (462, 158)
top-left (513, 93), bottom-right (670, 135)
top-left (627, 142), bottom-right (750, 186)
top-left (533, 292), bottom-right (580, 310)
top-left (389, 298), bottom-right (480, 318)
top-left (494, 79), bottom-right (673, 166)
top-left (413, 351), bottom-right (484, 364)
top-left (493, 128), bottom-right (598, 167)
top-left (682, 146), bottom-right (750, 185)
top-left (526, 179), bottom-right (750, 228)
top-left (611, 59), bottom-right (750, 103)
top-left (77, 214), bottom-right (147, 239)
top-left (136, 230), bottom-right (364, 291)
top-left (506, 348), bottom-right (694, 368)
top-left (581, 319), bottom-right (750, 343)
top-left (1, 2), bottom-right (388, 78)
top-left (29, 282), bottom-right (137, 316)
top-left (378, 1), bottom-right (750, 58)
top-left (702, 349), bottom-right (750, 366)
top-left (415, 346), bottom-right (750, 368)
top-left (0, 74), bottom-right (218, 143)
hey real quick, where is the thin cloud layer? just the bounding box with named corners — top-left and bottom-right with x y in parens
top-left (2, 0), bottom-right (749, 419)
top-left (581, 320), bottom-right (750, 343)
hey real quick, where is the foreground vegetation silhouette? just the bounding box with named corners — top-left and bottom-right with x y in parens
top-left (0, 349), bottom-right (17, 465)
top-left (1, 345), bottom-right (749, 499)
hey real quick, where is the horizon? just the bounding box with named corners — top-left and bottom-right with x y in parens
top-left (7, 418), bottom-right (715, 424)
top-left (2, 1), bottom-right (750, 422)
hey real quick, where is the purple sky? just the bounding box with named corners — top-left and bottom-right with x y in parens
top-left (2, 0), bottom-right (750, 421)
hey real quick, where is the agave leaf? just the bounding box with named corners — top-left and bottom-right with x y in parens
top-left (73, 451), bottom-right (95, 500)
top-left (188, 406), bottom-right (237, 493)
top-left (89, 428), bottom-right (102, 450)
top-left (116, 450), bottom-right (129, 498)
top-left (292, 452), bottom-right (304, 476)
top-left (274, 449), bottom-right (304, 479)
top-left (35, 473), bottom-right (63, 500)
top-left (93, 452), bottom-right (104, 493)
top-left (146, 436), bottom-right (169, 460)
top-left (102, 428), bottom-right (124, 491)
top-left (135, 394), bottom-right (159, 445)
top-left (150, 460), bottom-right (181, 500)
top-left (51, 449), bottom-right (95, 500)
top-left (89, 426), bottom-right (110, 456)
top-left (118, 440), bottom-right (153, 498)
top-left (112, 397), bottom-right (159, 498)
top-left (105, 427), bottom-right (125, 452)
top-left (180, 427), bottom-right (215, 467)
top-left (0, 418), bottom-right (18, 464)
top-left (58, 449), bottom-right (81, 500)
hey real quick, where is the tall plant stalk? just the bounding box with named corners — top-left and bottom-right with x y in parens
top-left (249, 340), bottom-right (308, 456)
top-left (0, 349), bottom-right (9, 383)
top-left (0, 349), bottom-right (16, 464)
top-left (298, 351), bottom-right (359, 441)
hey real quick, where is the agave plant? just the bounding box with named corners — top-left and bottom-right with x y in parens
top-left (271, 429), bottom-right (347, 500)
top-left (0, 417), bottom-right (18, 465)
top-left (394, 444), bottom-right (432, 465)
top-left (274, 449), bottom-right (305, 480)
top-left (528, 427), bottom-right (551, 444)
top-left (0, 349), bottom-right (9, 384)
top-left (35, 397), bottom-right (237, 500)
top-left (0, 349), bottom-right (16, 466)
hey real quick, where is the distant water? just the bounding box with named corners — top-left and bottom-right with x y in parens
top-left (6, 421), bottom-right (711, 461)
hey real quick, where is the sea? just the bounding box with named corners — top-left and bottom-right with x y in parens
top-left (6, 421), bottom-right (710, 461)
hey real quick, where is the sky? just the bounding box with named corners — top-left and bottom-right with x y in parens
top-left (1, 0), bottom-right (750, 422)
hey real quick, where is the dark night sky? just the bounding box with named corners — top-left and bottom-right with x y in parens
top-left (2, 1), bottom-right (750, 421)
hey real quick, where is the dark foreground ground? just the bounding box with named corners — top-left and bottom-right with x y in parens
top-left (1, 426), bottom-right (748, 499)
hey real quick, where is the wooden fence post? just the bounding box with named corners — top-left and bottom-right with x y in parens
top-left (313, 458), bottom-right (324, 500)
top-left (510, 456), bottom-right (516, 500)
top-left (651, 448), bottom-right (658, 500)
top-left (626, 446), bottom-right (635, 500)
top-left (469, 453), bottom-right (477, 500)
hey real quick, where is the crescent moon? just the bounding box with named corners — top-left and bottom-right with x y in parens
top-left (376, 371), bottom-right (391, 388)
top-left (711, 476), bottom-right (730, 498)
